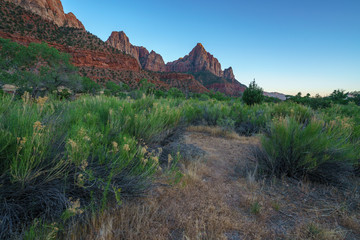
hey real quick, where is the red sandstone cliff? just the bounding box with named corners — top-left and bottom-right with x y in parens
top-left (223, 67), bottom-right (235, 80)
top-left (106, 31), bottom-right (166, 72)
top-left (207, 81), bottom-right (246, 96)
top-left (166, 43), bottom-right (224, 77)
top-left (157, 72), bottom-right (209, 94)
top-left (4, 0), bottom-right (85, 30)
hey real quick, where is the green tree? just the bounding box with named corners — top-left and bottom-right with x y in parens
top-left (82, 77), bottom-right (101, 94)
top-left (105, 81), bottom-right (122, 96)
top-left (352, 92), bottom-right (360, 106)
top-left (242, 80), bottom-right (264, 105)
top-left (329, 89), bottom-right (349, 105)
top-left (139, 79), bottom-right (156, 95)
top-left (167, 88), bottom-right (185, 98)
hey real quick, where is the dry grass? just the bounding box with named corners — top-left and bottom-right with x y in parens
top-left (186, 125), bottom-right (243, 140)
top-left (64, 130), bottom-right (360, 240)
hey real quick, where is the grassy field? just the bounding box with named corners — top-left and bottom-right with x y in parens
top-left (0, 92), bottom-right (359, 239)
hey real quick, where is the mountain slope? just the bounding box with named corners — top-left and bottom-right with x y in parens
top-left (4, 0), bottom-right (85, 29)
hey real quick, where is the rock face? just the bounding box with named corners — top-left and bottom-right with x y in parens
top-left (106, 31), bottom-right (166, 72)
top-left (207, 81), bottom-right (247, 96)
top-left (143, 51), bottom-right (166, 72)
top-left (166, 43), bottom-right (223, 77)
top-left (223, 67), bottom-right (235, 80)
top-left (157, 73), bottom-right (209, 94)
top-left (4, 0), bottom-right (85, 30)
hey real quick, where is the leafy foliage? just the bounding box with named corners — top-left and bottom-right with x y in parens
top-left (167, 88), bottom-right (185, 98)
top-left (329, 89), bottom-right (349, 105)
top-left (242, 80), bottom-right (264, 105)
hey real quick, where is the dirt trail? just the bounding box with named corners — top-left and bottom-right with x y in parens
top-left (70, 129), bottom-right (360, 240)
top-left (156, 131), bottom-right (268, 240)
top-left (183, 131), bottom-right (257, 209)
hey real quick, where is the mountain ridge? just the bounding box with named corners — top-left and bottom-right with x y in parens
top-left (107, 31), bottom-right (246, 95)
top-left (0, 0), bottom-right (245, 96)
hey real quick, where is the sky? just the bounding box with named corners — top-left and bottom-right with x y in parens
top-left (61, 0), bottom-right (360, 96)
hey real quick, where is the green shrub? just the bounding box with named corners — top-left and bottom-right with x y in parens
top-left (167, 88), bottom-right (185, 99)
top-left (242, 80), bottom-right (264, 105)
top-left (154, 90), bottom-right (166, 98)
top-left (198, 93), bottom-right (210, 101)
top-left (81, 77), bottom-right (101, 94)
top-left (329, 89), bottom-right (349, 105)
top-left (105, 81), bottom-right (122, 96)
top-left (231, 102), bottom-right (271, 136)
top-left (0, 95), bottom-right (184, 239)
top-left (258, 116), bottom-right (358, 185)
top-left (271, 102), bottom-right (314, 124)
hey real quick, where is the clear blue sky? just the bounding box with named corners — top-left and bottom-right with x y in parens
top-left (62, 0), bottom-right (360, 96)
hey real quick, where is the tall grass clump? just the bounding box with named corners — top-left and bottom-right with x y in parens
top-left (231, 102), bottom-right (271, 135)
top-left (258, 116), bottom-right (359, 185)
top-left (0, 94), bottom-right (181, 239)
top-left (270, 101), bottom-right (314, 124)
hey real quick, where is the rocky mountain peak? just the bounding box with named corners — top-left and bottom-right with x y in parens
top-left (4, 0), bottom-right (85, 30)
top-left (106, 31), bottom-right (133, 55)
top-left (223, 67), bottom-right (235, 80)
top-left (166, 43), bottom-right (223, 77)
top-left (194, 43), bottom-right (205, 50)
top-left (106, 31), bottom-right (166, 72)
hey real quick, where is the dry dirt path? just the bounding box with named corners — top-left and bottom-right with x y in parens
top-left (70, 129), bottom-right (360, 240)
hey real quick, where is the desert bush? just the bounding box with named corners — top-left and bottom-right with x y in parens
top-left (167, 87), bottom-right (185, 99)
top-left (231, 102), bottom-right (271, 136)
top-left (198, 93), bottom-right (211, 101)
top-left (183, 100), bottom-right (231, 126)
top-left (320, 102), bottom-right (360, 141)
top-left (154, 89), bottom-right (166, 98)
top-left (258, 116), bottom-right (358, 185)
top-left (0, 94), bottom-right (185, 239)
top-left (81, 77), bottom-right (101, 94)
top-left (242, 80), bottom-right (264, 105)
top-left (271, 102), bottom-right (314, 124)
top-left (288, 93), bottom-right (332, 110)
top-left (105, 81), bottom-right (125, 96)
